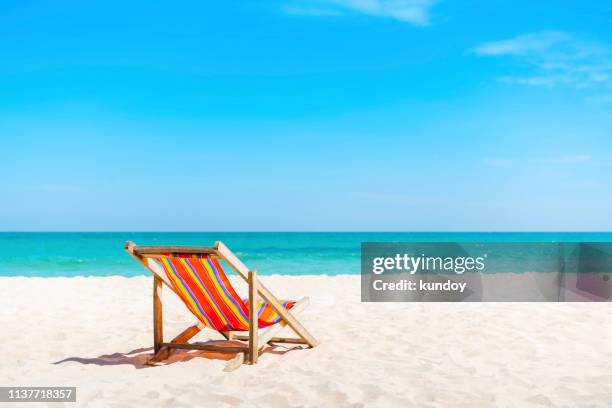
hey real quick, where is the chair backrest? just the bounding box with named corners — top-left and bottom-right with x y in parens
top-left (124, 238), bottom-right (298, 332)
top-left (154, 254), bottom-right (251, 332)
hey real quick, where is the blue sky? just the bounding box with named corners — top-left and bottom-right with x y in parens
top-left (1, 0), bottom-right (611, 231)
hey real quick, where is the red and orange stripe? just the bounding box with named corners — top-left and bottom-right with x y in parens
top-left (154, 254), bottom-right (295, 331)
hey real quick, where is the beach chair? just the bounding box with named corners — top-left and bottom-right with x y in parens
top-left (125, 241), bottom-right (318, 371)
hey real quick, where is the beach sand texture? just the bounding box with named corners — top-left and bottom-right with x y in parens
top-left (2, 275), bottom-right (611, 407)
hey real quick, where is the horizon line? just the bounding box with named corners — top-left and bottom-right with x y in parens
top-left (1, 230), bottom-right (612, 234)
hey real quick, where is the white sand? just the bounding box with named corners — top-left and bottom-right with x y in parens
top-left (2, 275), bottom-right (612, 407)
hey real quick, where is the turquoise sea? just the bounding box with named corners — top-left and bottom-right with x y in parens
top-left (1, 232), bottom-right (611, 277)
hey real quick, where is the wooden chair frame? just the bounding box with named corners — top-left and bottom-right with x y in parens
top-left (125, 240), bottom-right (319, 371)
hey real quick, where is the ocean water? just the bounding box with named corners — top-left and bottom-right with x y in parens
top-left (1, 232), bottom-right (611, 277)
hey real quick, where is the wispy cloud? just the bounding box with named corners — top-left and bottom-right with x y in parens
top-left (282, 0), bottom-right (439, 26)
top-left (472, 31), bottom-right (612, 88)
top-left (473, 31), bottom-right (570, 56)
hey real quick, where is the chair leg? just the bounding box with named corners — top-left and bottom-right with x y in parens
top-left (248, 270), bottom-right (259, 364)
top-left (153, 276), bottom-right (163, 354)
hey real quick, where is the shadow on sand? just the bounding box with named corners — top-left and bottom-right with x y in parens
top-left (53, 341), bottom-right (300, 369)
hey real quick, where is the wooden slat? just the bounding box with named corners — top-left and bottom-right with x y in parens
top-left (125, 241), bottom-right (173, 287)
top-left (132, 245), bottom-right (219, 257)
top-left (171, 324), bottom-right (203, 344)
top-left (248, 270), bottom-right (258, 364)
top-left (233, 335), bottom-right (308, 345)
top-left (161, 342), bottom-right (247, 354)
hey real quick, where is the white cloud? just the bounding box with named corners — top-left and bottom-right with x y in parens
top-left (472, 31), bottom-right (612, 89)
top-left (283, 0), bottom-right (438, 26)
top-left (473, 31), bottom-right (570, 56)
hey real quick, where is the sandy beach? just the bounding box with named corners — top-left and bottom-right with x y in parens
top-left (2, 275), bottom-right (612, 407)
